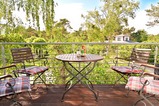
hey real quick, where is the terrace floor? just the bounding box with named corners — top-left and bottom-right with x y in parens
top-left (0, 84), bottom-right (158, 106)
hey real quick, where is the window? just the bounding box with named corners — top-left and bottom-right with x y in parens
top-left (117, 37), bottom-right (121, 41)
top-left (125, 37), bottom-right (129, 41)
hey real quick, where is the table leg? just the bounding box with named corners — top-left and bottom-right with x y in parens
top-left (61, 61), bottom-right (98, 101)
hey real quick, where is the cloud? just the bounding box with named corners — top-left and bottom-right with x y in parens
top-left (128, 10), bottom-right (159, 35)
top-left (55, 3), bottom-right (85, 31)
top-left (55, 1), bottom-right (159, 34)
top-left (128, 0), bottom-right (159, 35)
top-left (128, 10), bottom-right (148, 30)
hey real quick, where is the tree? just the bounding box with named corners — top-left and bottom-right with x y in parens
top-left (0, 0), bottom-right (55, 33)
top-left (146, 2), bottom-right (159, 26)
top-left (51, 18), bottom-right (72, 42)
top-left (1, 33), bottom-right (25, 42)
top-left (12, 25), bottom-right (26, 34)
top-left (122, 27), bottom-right (135, 34)
top-left (146, 35), bottom-right (159, 43)
top-left (130, 30), bottom-right (148, 42)
top-left (82, 0), bottom-right (139, 42)
top-left (0, 1), bottom-right (4, 19)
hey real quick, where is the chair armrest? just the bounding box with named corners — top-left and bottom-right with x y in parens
top-left (0, 65), bottom-right (18, 77)
top-left (143, 72), bottom-right (159, 79)
top-left (0, 74), bottom-right (13, 80)
top-left (141, 64), bottom-right (159, 70)
top-left (113, 56), bottom-right (132, 66)
top-left (0, 64), bottom-right (17, 70)
top-left (115, 57), bottom-right (131, 61)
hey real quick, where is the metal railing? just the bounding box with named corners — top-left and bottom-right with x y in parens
top-left (0, 42), bottom-right (159, 84)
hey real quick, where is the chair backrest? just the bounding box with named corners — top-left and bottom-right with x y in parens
top-left (130, 48), bottom-right (151, 64)
top-left (11, 48), bottom-right (35, 65)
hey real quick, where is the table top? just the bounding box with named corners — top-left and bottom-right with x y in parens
top-left (56, 54), bottom-right (103, 62)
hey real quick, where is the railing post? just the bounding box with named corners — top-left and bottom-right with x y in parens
top-left (1, 44), bottom-right (6, 74)
top-left (115, 46), bottom-right (119, 66)
top-left (72, 44), bottom-right (75, 53)
top-left (154, 46), bottom-right (158, 65)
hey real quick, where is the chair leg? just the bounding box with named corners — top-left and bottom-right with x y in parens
top-left (133, 94), bottom-right (155, 106)
top-left (33, 72), bottom-right (44, 84)
top-left (11, 101), bottom-right (22, 106)
top-left (134, 91), bottom-right (155, 106)
top-left (39, 75), bottom-right (48, 89)
top-left (134, 81), bottom-right (155, 106)
top-left (27, 91), bottom-right (32, 99)
top-left (126, 89), bottom-right (131, 97)
top-left (5, 94), bottom-right (22, 106)
top-left (114, 73), bottom-right (128, 84)
top-left (6, 83), bottom-right (22, 106)
top-left (154, 96), bottom-right (159, 102)
top-left (33, 72), bottom-right (48, 89)
top-left (139, 94), bottom-right (155, 106)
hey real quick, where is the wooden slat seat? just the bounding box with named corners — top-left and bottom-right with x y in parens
top-left (11, 48), bottom-right (48, 88)
top-left (111, 48), bottom-right (152, 84)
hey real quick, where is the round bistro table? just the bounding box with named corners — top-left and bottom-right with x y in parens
top-left (56, 54), bottom-right (103, 101)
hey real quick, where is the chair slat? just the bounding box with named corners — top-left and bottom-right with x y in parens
top-left (11, 48), bottom-right (34, 64)
top-left (131, 48), bottom-right (151, 64)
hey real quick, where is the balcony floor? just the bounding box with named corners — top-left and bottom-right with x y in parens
top-left (0, 84), bottom-right (158, 106)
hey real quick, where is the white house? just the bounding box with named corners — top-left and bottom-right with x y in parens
top-left (115, 34), bottom-right (130, 42)
top-left (105, 34), bottom-right (132, 43)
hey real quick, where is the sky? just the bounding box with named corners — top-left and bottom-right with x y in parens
top-left (54, 0), bottom-right (159, 35)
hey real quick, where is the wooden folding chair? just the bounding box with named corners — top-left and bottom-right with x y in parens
top-left (111, 48), bottom-right (152, 84)
top-left (0, 65), bottom-right (31, 106)
top-left (10, 47), bottom-right (49, 88)
top-left (126, 64), bottom-right (159, 106)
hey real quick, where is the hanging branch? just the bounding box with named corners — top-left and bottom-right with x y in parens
top-left (1, 0), bottom-right (55, 33)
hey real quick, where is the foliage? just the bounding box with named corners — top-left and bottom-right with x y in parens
top-left (51, 19), bottom-right (71, 42)
top-left (12, 25), bottom-right (26, 35)
top-left (146, 35), bottom-right (159, 43)
top-left (0, 0), bottom-right (159, 85)
top-left (0, 1), bottom-right (4, 19)
top-left (33, 37), bottom-right (46, 43)
top-left (122, 27), bottom-right (135, 34)
top-left (25, 36), bottom-right (37, 43)
top-left (130, 30), bottom-right (148, 42)
top-left (146, 2), bottom-right (159, 26)
top-left (70, 30), bottom-right (87, 42)
top-left (1, 33), bottom-right (25, 42)
top-left (82, 0), bottom-right (139, 42)
top-left (0, 0), bottom-right (55, 34)
top-left (32, 37), bottom-right (46, 49)
top-left (25, 27), bottom-right (39, 38)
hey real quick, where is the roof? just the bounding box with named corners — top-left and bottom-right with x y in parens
top-left (115, 34), bottom-right (129, 37)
